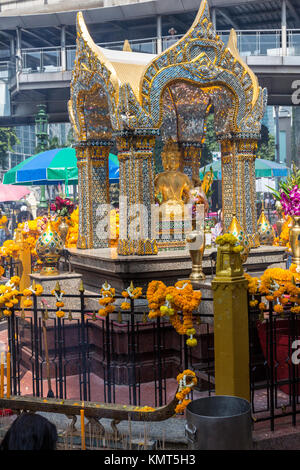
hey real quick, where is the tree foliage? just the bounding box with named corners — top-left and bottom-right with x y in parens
top-left (256, 124), bottom-right (275, 161)
top-left (0, 127), bottom-right (19, 169)
top-left (201, 112), bottom-right (219, 167)
top-left (35, 128), bottom-right (75, 154)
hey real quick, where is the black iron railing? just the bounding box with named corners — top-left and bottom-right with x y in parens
top-left (5, 290), bottom-right (214, 407)
top-left (249, 291), bottom-right (300, 431)
top-left (1, 257), bottom-right (21, 280)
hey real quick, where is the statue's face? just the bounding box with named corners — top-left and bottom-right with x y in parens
top-left (162, 152), bottom-right (180, 171)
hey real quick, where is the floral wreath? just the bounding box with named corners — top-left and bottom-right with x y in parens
top-left (98, 281), bottom-right (115, 317)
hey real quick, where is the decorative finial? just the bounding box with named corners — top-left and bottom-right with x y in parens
top-left (123, 39), bottom-right (132, 52)
top-left (79, 280), bottom-right (84, 293)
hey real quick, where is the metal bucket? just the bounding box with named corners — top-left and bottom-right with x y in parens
top-left (185, 396), bottom-right (252, 450)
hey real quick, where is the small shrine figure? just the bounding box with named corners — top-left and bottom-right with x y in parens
top-left (154, 139), bottom-right (193, 250)
top-left (154, 140), bottom-right (193, 220)
top-left (190, 177), bottom-right (209, 217)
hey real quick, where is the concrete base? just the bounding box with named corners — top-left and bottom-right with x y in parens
top-left (67, 245), bottom-right (287, 293)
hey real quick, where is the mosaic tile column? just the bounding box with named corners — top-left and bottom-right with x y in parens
top-left (221, 139), bottom-right (259, 248)
top-left (76, 140), bottom-right (112, 249)
top-left (116, 131), bottom-right (158, 256)
top-left (181, 143), bottom-right (203, 181)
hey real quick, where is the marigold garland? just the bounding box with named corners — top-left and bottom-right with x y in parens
top-left (51, 287), bottom-right (65, 318)
top-left (0, 275), bottom-right (21, 316)
top-left (98, 282), bottom-right (115, 317)
top-left (121, 284), bottom-right (143, 311)
top-left (174, 369), bottom-right (197, 414)
top-left (246, 266), bottom-right (300, 318)
top-left (147, 280), bottom-right (201, 347)
top-left (146, 281), bottom-right (167, 318)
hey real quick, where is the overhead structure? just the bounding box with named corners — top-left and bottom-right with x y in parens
top-left (68, 0), bottom-right (267, 252)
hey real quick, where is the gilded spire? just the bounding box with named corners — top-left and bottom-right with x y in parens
top-left (123, 40), bottom-right (132, 52)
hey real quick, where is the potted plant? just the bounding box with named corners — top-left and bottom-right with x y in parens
top-left (268, 164), bottom-right (300, 270)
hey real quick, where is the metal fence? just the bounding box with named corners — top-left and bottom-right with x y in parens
top-left (13, 28), bottom-right (300, 77)
top-left (4, 289), bottom-right (214, 408)
top-left (249, 292), bottom-right (300, 431)
top-left (3, 257), bottom-right (300, 430)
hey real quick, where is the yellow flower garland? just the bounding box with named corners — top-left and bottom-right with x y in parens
top-left (0, 276), bottom-right (21, 316)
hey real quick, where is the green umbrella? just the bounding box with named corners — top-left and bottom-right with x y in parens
top-left (200, 158), bottom-right (289, 180)
top-left (3, 148), bottom-right (119, 186)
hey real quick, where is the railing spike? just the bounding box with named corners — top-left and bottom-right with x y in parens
top-left (79, 280), bottom-right (84, 292)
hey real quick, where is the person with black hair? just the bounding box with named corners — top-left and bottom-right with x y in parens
top-left (0, 412), bottom-right (58, 450)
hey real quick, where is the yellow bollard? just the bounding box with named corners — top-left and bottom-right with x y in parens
top-left (211, 243), bottom-right (250, 401)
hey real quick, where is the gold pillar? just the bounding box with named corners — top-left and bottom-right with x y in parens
top-left (211, 243), bottom-right (250, 401)
top-left (76, 140), bottom-right (112, 249)
top-left (221, 138), bottom-right (259, 247)
top-left (116, 132), bottom-right (158, 255)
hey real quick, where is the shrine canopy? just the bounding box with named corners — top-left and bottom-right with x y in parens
top-left (3, 148), bottom-right (119, 185)
top-left (200, 159), bottom-right (289, 180)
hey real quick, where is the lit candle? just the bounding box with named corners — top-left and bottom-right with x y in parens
top-left (80, 408), bottom-right (85, 450)
top-left (6, 350), bottom-right (10, 399)
top-left (0, 352), bottom-right (4, 399)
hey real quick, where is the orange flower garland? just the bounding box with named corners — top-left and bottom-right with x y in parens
top-left (121, 283), bottom-right (142, 311)
top-left (51, 287), bottom-right (66, 318)
top-left (246, 266), bottom-right (300, 318)
top-left (147, 280), bottom-right (202, 347)
top-left (23, 283), bottom-right (44, 308)
top-left (98, 281), bottom-right (115, 317)
top-left (146, 281), bottom-right (167, 318)
top-left (175, 369), bottom-right (197, 414)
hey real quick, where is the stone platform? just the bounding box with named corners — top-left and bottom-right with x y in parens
top-left (67, 245), bottom-right (287, 293)
top-left (30, 272), bottom-right (83, 316)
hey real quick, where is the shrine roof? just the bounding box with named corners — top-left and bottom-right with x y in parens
top-left (97, 47), bottom-right (156, 98)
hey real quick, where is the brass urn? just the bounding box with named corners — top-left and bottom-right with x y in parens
top-left (257, 210), bottom-right (275, 245)
top-left (186, 229), bottom-right (206, 281)
top-left (58, 217), bottom-right (69, 245)
top-left (36, 218), bottom-right (64, 276)
top-left (290, 216), bottom-right (300, 269)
